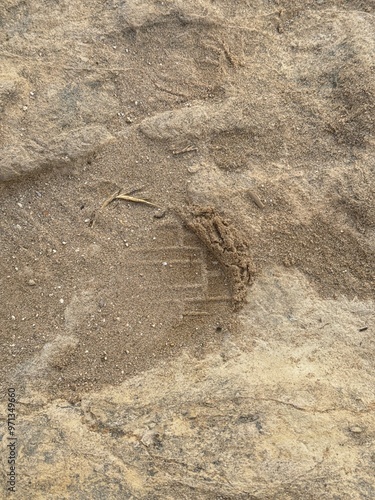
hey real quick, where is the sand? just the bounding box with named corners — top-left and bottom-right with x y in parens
top-left (0, 1), bottom-right (374, 497)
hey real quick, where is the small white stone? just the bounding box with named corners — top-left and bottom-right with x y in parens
top-left (188, 164), bottom-right (200, 174)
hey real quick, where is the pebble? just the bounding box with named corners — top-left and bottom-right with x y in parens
top-left (350, 426), bottom-right (363, 434)
top-left (28, 279), bottom-right (36, 286)
top-left (154, 210), bottom-right (166, 219)
top-left (188, 164), bottom-right (200, 173)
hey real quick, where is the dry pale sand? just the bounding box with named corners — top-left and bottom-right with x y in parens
top-left (0, 1), bottom-right (374, 498)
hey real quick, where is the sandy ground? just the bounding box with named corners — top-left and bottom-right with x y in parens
top-left (0, 0), bottom-right (374, 498)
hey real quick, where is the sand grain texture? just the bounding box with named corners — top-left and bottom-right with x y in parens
top-left (0, 0), bottom-right (374, 498)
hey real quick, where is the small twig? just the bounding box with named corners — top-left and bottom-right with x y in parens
top-left (172, 145), bottom-right (198, 155)
top-left (114, 194), bottom-right (160, 208)
top-left (88, 210), bottom-right (98, 228)
top-left (100, 189), bottom-right (121, 210)
top-left (220, 38), bottom-right (241, 67)
top-left (101, 186), bottom-right (144, 210)
top-left (247, 190), bottom-right (265, 209)
top-left (153, 81), bottom-right (188, 98)
top-left (89, 186), bottom-right (156, 228)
